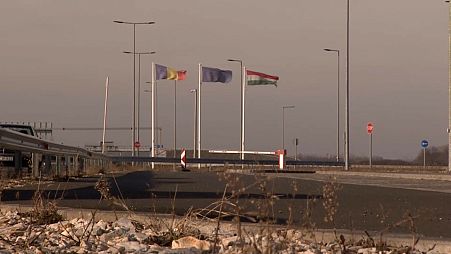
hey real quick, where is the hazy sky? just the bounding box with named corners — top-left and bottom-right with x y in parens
top-left (0, 0), bottom-right (448, 160)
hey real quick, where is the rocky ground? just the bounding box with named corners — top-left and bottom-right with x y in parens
top-left (0, 172), bottom-right (450, 253)
top-left (0, 209), bottom-right (445, 254)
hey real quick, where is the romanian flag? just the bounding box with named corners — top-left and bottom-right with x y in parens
top-left (156, 64), bottom-right (187, 81)
top-left (247, 70), bottom-right (279, 86)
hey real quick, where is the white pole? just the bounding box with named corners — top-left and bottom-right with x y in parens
top-left (369, 133), bottom-right (372, 168)
top-left (448, 0), bottom-right (451, 172)
top-left (193, 89), bottom-right (197, 158)
top-left (151, 62), bottom-right (156, 169)
top-left (102, 76), bottom-right (109, 154)
top-left (337, 51), bottom-right (340, 162)
top-left (198, 63), bottom-right (202, 168)
top-left (241, 65), bottom-right (246, 162)
top-left (423, 147), bottom-right (426, 169)
top-left (137, 54), bottom-right (141, 156)
top-left (345, 0), bottom-right (350, 170)
top-left (155, 75), bottom-right (158, 150)
top-left (294, 138), bottom-right (298, 169)
top-left (173, 80), bottom-right (177, 171)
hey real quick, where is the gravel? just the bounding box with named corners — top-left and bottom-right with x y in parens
top-left (0, 210), bottom-right (445, 253)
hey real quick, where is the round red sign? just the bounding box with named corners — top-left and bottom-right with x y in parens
top-left (134, 141), bottom-right (141, 148)
top-left (367, 123), bottom-right (374, 134)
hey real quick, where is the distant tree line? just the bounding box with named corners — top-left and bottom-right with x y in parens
top-left (300, 145), bottom-right (449, 166)
top-left (167, 146), bottom-right (449, 166)
top-left (412, 145), bottom-right (448, 166)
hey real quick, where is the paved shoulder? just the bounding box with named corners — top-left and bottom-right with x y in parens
top-left (274, 170), bottom-right (451, 194)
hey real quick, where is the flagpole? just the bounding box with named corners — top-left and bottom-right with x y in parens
top-left (151, 62), bottom-right (156, 169)
top-left (241, 65), bottom-right (246, 163)
top-left (102, 77), bottom-right (109, 154)
top-left (198, 63), bottom-right (202, 168)
top-left (228, 59), bottom-right (245, 165)
top-left (137, 53), bottom-right (141, 157)
top-left (155, 74), bottom-right (159, 151)
top-left (173, 80), bottom-right (177, 170)
top-left (345, 0), bottom-right (350, 171)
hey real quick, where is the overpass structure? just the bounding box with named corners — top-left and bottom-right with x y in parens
top-left (0, 128), bottom-right (343, 178)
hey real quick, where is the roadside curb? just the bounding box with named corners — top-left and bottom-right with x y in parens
top-left (317, 170), bottom-right (451, 181)
top-left (1, 204), bottom-right (451, 253)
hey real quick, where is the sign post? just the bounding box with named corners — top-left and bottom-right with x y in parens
top-left (367, 123), bottom-right (374, 168)
top-left (133, 141), bottom-right (141, 166)
top-left (294, 138), bottom-right (299, 169)
top-left (421, 140), bottom-right (429, 169)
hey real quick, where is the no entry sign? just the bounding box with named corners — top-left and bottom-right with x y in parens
top-left (367, 123), bottom-right (374, 134)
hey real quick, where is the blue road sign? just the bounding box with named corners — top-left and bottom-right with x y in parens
top-left (421, 140), bottom-right (429, 148)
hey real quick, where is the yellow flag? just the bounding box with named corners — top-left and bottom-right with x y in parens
top-left (167, 67), bottom-right (178, 80)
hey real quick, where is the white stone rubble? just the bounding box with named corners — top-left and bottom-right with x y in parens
top-left (0, 211), bottom-right (445, 253)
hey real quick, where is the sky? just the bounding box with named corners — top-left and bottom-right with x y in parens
top-left (0, 0), bottom-right (449, 160)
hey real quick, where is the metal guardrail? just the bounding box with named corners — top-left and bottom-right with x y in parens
top-left (110, 156), bottom-right (344, 167)
top-left (0, 126), bottom-right (342, 177)
top-left (0, 128), bottom-right (110, 177)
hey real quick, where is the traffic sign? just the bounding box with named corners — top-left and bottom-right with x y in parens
top-left (367, 122), bottom-right (374, 134)
top-left (180, 149), bottom-right (186, 169)
top-left (134, 141), bottom-right (141, 148)
top-left (421, 140), bottom-right (429, 148)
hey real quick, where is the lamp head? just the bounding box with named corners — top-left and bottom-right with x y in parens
top-left (227, 59), bottom-right (242, 63)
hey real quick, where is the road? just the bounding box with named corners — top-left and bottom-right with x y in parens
top-left (2, 169), bottom-right (451, 239)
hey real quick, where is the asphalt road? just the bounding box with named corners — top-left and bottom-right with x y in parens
top-left (2, 169), bottom-right (451, 239)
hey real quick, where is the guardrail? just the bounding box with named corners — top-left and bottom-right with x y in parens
top-left (0, 128), bottom-right (110, 178)
top-left (110, 156), bottom-right (344, 167)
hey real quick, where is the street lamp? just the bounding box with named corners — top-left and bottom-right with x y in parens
top-left (123, 51), bottom-right (155, 155)
top-left (324, 48), bottom-right (340, 162)
top-left (227, 59), bottom-right (245, 161)
top-left (446, 0), bottom-right (451, 172)
top-left (114, 20), bottom-right (155, 158)
top-left (282, 105), bottom-right (295, 152)
top-left (190, 89), bottom-right (198, 158)
top-left (143, 88), bottom-right (164, 156)
top-left (345, 0), bottom-right (350, 170)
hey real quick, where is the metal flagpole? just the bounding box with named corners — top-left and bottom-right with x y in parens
top-left (198, 64), bottom-right (202, 168)
top-left (173, 80), bottom-right (177, 170)
top-left (336, 51), bottom-right (340, 162)
top-left (102, 77), bottom-right (109, 154)
top-left (369, 133), bottom-right (372, 168)
top-left (137, 54), bottom-right (141, 156)
top-left (241, 65), bottom-right (246, 163)
top-left (133, 24), bottom-right (136, 158)
top-left (151, 62), bottom-right (156, 169)
top-left (192, 89), bottom-right (197, 158)
top-left (155, 75), bottom-right (158, 150)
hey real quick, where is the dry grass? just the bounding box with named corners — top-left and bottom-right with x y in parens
top-left (3, 165), bottom-right (432, 253)
top-left (20, 191), bottom-right (63, 225)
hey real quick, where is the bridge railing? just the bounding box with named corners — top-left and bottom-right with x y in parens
top-left (0, 128), bottom-right (110, 177)
top-left (110, 156), bottom-right (344, 167)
